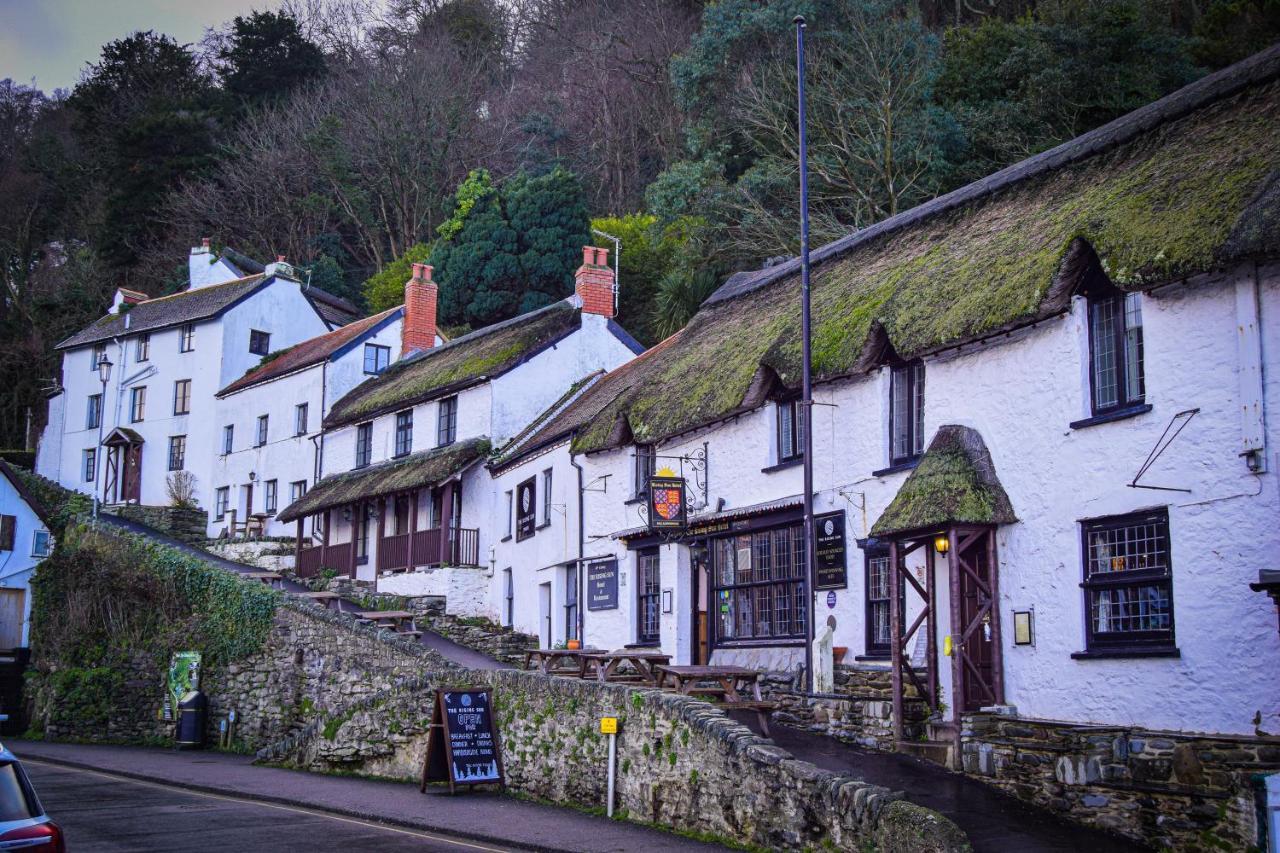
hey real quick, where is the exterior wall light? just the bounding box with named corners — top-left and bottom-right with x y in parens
top-left (934, 535), bottom-right (949, 554)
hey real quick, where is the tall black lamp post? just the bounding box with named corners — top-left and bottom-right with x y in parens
top-left (795, 15), bottom-right (817, 694)
top-left (93, 352), bottom-right (112, 522)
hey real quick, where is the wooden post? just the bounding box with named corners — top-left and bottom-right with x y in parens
top-left (947, 527), bottom-right (963, 767)
top-left (889, 539), bottom-right (903, 746)
top-left (295, 519), bottom-right (303, 566)
top-left (986, 528), bottom-right (1005, 705)
top-left (925, 539), bottom-right (938, 712)
top-left (409, 489), bottom-right (419, 568)
top-left (439, 481), bottom-right (455, 565)
top-left (320, 509), bottom-right (330, 568)
top-left (350, 502), bottom-right (361, 578)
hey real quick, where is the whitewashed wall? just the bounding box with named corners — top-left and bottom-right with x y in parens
top-left (0, 474), bottom-right (51, 648)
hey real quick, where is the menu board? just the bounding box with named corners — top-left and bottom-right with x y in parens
top-left (421, 689), bottom-right (505, 794)
top-left (814, 511), bottom-right (848, 590)
top-left (586, 558), bottom-right (619, 611)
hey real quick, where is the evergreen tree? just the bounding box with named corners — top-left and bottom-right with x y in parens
top-left (218, 10), bottom-right (327, 110)
top-left (506, 166), bottom-right (591, 315)
top-left (362, 243), bottom-right (433, 313)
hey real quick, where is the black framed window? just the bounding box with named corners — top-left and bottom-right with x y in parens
top-left (541, 468), bottom-right (553, 525)
top-left (214, 487), bottom-right (229, 519)
top-left (363, 343), bottom-right (390, 375)
top-left (777, 400), bottom-right (805, 463)
top-left (249, 329), bottom-right (271, 356)
top-left (1088, 292), bottom-right (1145, 415)
top-left (295, 403), bottom-right (308, 436)
top-left (565, 565), bottom-right (579, 642)
top-left (355, 422), bottom-right (372, 468)
top-left (83, 449), bottom-right (96, 482)
top-left (256, 414), bottom-right (269, 447)
top-left (437, 396), bottom-right (457, 446)
top-left (354, 508), bottom-right (370, 564)
top-left (290, 480), bottom-right (307, 502)
top-left (130, 386), bottom-right (146, 422)
top-left (173, 379), bottom-right (191, 415)
top-left (167, 435), bottom-right (186, 471)
top-left (503, 568), bottom-right (514, 627)
top-left (179, 323), bottom-right (194, 352)
top-left (136, 333), bottom-right (150, 362)
top-left (394, 410), bottom-right (413, 457)
top-left (1081, 509), bottom-right (1174, 653)
top-left (711, 525), bottom-right (807, 643)
top-left (223, 425), bottom-right (234, 455)
top-left (889, 361), bottom-right (925, 465)
top-left (637, 547), bottom-right (661, 645)
top-left (264, 479), bottom-right (278, 514)
top-left (86, 394), bottom-right (101, 429)
top-left (634, 445), bottom-right (655, 498)
top-left (863, 546), bottom-right (905, 658)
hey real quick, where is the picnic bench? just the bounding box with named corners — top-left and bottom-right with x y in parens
top-left (523, 647), bottom-right (602, 676)
top-left (296, 590), bottom-right (341, 611)
top-left (356, 610), bottom-right (421, 636)
top-left (578, 650), bottom-right (672, 684)
top-left (654, 664), bottom-right (777, 736)
top-left (242, 570), bottom-right (283, 589)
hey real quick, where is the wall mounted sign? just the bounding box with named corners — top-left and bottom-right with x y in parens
top-left (814, 511), bottom-right (848, 590)
top-left (826, 591), bottom-right (837, 609)
top-left (515, 477), bottom-right (536, 541)
top-left (420, 688), bottom-right (505, 795)
top-left (164, 651), bottom-right (201, 723)
top-left (586, 558), bottom-right (619, 611)
top-left (647, 473), bottom-right (687, 533)
top-left (1013, 609), bottom-right (1035, 646)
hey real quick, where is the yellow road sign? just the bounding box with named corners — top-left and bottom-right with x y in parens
top-left (600, 717), bottom-right (618, 734)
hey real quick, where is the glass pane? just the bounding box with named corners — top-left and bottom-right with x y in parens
top-left (1090, 298), bottom-right (1120, 410)
top-left (1086, 517), bottom-right (1168, 577)
top-left (1091, 583), bottom-right (1171, 634)
top-left (891, 367), bottom-right (910, 459)
top-left (735, 535), bottom-right (752, 584)
top-left (1124, 292), bottom-right (1145, 402)
top-left (912, 363), bottom-right (925, 456)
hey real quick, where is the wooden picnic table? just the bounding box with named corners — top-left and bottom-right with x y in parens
top-left (578, 650), bottom-right (672, 684)
top-left (653, 665), bottom-right (775, 736)
top-left (523, 647), bottom-right (603, 676)
top-left (242, 571), bottom-right (283, 588)
top-left (296, 590), bottom-right (340, 610)
top-left (356, 610), bottom-right (420, 635)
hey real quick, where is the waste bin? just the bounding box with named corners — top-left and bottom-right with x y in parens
top-left (175, 690), bottom-right (207, 749)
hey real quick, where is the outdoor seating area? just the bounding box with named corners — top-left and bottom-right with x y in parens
top-left (355, 610), bottom-right (421, 637)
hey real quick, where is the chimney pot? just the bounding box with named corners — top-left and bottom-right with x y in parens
top-left (402, 264), bottom-right (439, 356)
top-left (276, 254), bottom-right (287, 263)
top-left (575, 244), bottom-right (616, 319)
top-left (595, 247), bottom-right (610, 267)
top-left (201, 237), bottom-right (211, 251)
top-left (582, 246), bottom-right (595, 266)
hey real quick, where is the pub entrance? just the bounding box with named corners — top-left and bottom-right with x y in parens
top-left (691, 547), bottom-right (709, 664)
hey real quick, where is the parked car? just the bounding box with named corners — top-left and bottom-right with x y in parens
top-left (0, 742), bottom-right (64, 851)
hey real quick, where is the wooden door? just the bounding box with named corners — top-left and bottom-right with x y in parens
top-left (692, 555), bottom-right (710, 664)
top-left (0, 590), bottom-right (25, 650)
top-left (123, 443), bottom-right (142, 503)
top-left (954, 529), bottom-right (1000, 713)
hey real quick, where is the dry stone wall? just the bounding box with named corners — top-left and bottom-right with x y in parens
top-left (263, 669), bottom-right (970, 852)
top-left (105, 505), bottom-right (207, 543)
top-left (767, 663), bottom-right (930, 749)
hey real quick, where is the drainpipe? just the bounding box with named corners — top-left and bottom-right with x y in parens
top-left (571, 453), bottom-right (586, 643)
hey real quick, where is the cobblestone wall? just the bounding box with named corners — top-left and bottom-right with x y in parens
top-left (264, 670), bottom-right (969, 852)
top-left (961, 713), bottom-right (1280, 851)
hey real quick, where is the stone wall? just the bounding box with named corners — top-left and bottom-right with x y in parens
top-left (377, 565), bottom-right (491, 617)
top-left (961, 713), bottom-right (1280, 851)
top-left (767, 663), bottom-right (930, 749)
top-left (106, 505), bottom-right (207, 543)
top-left (262, 669), bottom-right (969, 852)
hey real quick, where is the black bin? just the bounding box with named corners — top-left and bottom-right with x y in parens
top-left (175, 690), bottom-right (207, 749)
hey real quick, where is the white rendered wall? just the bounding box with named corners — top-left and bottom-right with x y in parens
top-left (0, 475), bottom-right (51, 648)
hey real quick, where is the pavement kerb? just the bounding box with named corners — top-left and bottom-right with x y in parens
top-left (17, 748), bottom-right (657, 853)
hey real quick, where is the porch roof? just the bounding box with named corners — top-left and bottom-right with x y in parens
top-left (277, 437), bottom-right (489, 522)
top-left (870, 425), bottom-right (1015, 538)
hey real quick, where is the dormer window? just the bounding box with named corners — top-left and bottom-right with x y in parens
top-left (634, 445), bottom-right (655, 499)
top-left (889, 361), bottom-right (925, 466)
top-left (1088, 292), bottom-right (1145, 415)
top-left (776, 399), bottom-right (804, 464)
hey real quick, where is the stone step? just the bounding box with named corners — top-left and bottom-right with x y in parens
top-left (898, 738), bottom-right (954, 767)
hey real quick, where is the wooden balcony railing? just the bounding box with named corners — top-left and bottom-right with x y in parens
top-left (297, 544), bottom-right (324, 578)
top-left (296, 541), bottom-right (355, 578)
top-left (376, 526), bottom-right (481, 572)
top-left (377, 532), bottom-right (411, 572)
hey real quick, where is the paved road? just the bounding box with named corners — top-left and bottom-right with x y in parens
top-left (26, 759), bottom-right (518, 852)
top-left (97, 513), bottom-right (504, 670)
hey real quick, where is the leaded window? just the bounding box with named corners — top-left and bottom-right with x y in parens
top-left (394, 410), bottom-right (413, 457)
top-left (249, 329), bottom-right (271, 356)
top-left (437, 396), bottom-right (457, 446)
top-left (1088, 292), bottom-right (1145, 414)
top-left (889, 362), bottom-right (925, 465)
top-left (355, 422), bottom-right (372, 468)
top-left (637, 548), bottom-right (661, 645)
top-left (777, 400), bottom-right (805, 463)
top-left (1081, 509), bottom-right (1174, 653)
top-left (712, 524), bottom-right (807, 643)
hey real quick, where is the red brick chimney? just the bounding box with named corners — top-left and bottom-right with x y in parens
top-left (575, 246), bottom-right (615, 318)
top-left (403, 262), bottom-right (438, 356)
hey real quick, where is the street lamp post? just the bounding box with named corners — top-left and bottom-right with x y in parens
top-left (93, 352), bottom-right (112, 522)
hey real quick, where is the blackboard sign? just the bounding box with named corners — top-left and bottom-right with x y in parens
top-left (515, 478), bottom-right (536, 541)
top-left (814, 511), bottom-right (848, 590)
top-left (586, 558), bottom-right (619, 611)
top-left (420, 689), bottom-right (505, 794)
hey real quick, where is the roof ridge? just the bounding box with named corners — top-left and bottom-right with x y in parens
top-left (492, 370), bottom-right (606, 466)
top-left (134, 273), bottom-right (266, 306)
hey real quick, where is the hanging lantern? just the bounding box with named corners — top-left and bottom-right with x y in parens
top-left (934, 535), bottom-right (950, 554)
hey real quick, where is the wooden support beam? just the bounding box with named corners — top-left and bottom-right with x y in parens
top-left (889, 539), bottom-right (904, 746)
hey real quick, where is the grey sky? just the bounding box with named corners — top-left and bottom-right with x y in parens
top-left (0, 0), bottom-right (268, 93)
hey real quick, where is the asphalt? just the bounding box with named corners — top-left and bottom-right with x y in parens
top-left (96, 513), bottom-right (505, 670)
top-left (12, 741), bottom-right (728, 852)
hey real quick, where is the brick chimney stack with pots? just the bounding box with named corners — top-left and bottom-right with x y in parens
top-left (575, 246), bottom-right (615, 318)
top-left (403, 262), bottom-right (439, 356)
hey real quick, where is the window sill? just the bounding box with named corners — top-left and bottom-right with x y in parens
top-left (1070, 646), bottom-right (1180, 660)
top-left (855, 653), bottom-right (890, 662)
top-left (626, 642), bottom-right (661, 650)
top-left (871, 459), bottom-right (919, 478)
top-left (761, 458), bottom-right (803, 474)
top-left (1069, 403), bottom-right (1152, 431)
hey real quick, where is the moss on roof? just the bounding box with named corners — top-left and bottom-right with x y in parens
top-left (278, 438), bottom-right (489, 522)
top-left (870, 426), bottom-right (1015, 537)
top-left (569, 77), bottom-right (1280, 454)
top-left (324, 302), bottom-right (580, 429)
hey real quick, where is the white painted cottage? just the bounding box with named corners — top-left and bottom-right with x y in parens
top-left (0, 460), bottom-right (53, 651)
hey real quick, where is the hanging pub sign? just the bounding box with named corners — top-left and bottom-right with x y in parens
top-left (586, 558), bottom-right (619, 611)
top-left (515, 477), bottom-right (536, 541)
top-left (814, 511), bottom-right (848, 590)
top-left (420, 688), bottom-right (505, 794)
top-left (647, 469), bottom-right (687, 533)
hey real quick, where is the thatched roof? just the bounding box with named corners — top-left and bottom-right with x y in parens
top-left (870, 426), bottom-right (1015, 537)
top-left (561, 46), bottom-right (1280, 455)
top-left (277, 438), bottom-right (488, 522)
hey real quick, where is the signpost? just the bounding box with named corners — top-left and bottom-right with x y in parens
top-left (601, 716), bottom-right (619, 817)
top-left (586, 558), bottom-right (619, 611)
top-left (814, 511), bottom-right (848, 590)
top-left (420, 689), bottom-right (505, 794)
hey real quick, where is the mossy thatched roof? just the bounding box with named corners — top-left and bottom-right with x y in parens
top-left (565, 49), bottom-right (1280, 455)
top-left (870, 426), bottom-right (1015, 537)
top-left (324, 301), bottom-right (580, 429)
top-left (277, 438), bottom-right (488, 522)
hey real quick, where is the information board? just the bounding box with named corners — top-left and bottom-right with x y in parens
top-left (421, 689), bottom-right (505, 794)
top-left (163, 651), bottom-right (201, 722)
top-left (586, 558), bottom-right (619, 611)
top-left (814, 511), bottom-right (848, 590)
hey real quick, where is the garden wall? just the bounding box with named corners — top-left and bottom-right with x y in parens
top-left (766, 662), bottom-right (930, 749)
top-left (262, 670), bottom-right (969, 852)
top-left (105, 505), bottom-right (207, 543)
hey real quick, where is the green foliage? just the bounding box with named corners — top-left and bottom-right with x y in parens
top-left (42, 667), bottom-right (123, 726)
top-left (362, 243), bottom-right (433, 313)
top-left (6, 466), bottom-right (90, 535)
top-left (0, 450), bottom-right (35, 469)
top-left (218, 10), bottom-right (326, 110)
top-left (1192, 0), bottom-right (1280, 68)
top-left (307, 253), bottom-right (362, 309)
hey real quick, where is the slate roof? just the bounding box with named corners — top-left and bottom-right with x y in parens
top-left (305, 287), bottom-right (361, 327)
top-left (557, 45), bottom-right (1280, 455)
top-left (218, 307), bottom-right (402, 397)
top-left (870, 426), bottom-right (1016, 537)
top-left (324, 300), bottom-right (582, 430)
top-left (57, 275), bottom-right (268, 350)
top-left (277, 438), bottom-right (489, 522)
